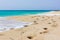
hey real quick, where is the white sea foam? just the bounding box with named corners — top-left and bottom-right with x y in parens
top-left (0, 17), bottom-right (32, 32)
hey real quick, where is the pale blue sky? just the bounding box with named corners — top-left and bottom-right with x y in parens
top-left (0, 0), bottom-right (60, 10)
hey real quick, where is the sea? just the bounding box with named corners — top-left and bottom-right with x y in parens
top-left (0, 10), bottom-right (54, 17)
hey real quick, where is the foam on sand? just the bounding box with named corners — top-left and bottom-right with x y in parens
top-left (0, 17), bottom-right (32, 32)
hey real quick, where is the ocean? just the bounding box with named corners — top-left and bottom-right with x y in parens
top-left (0, 10), bottom-right (53, 17)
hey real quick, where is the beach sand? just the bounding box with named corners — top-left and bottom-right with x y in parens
top-left (0, 11), bottom-right (60, 40)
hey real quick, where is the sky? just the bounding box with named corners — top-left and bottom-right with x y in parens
top-left (0, 0), bottom-right (60, 10)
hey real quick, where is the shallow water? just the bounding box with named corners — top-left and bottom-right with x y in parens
top-left (0, 10), bottom-right (52, 16)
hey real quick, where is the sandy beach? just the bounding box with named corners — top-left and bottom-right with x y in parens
top-left (0, 11), bottom-right (60, 40)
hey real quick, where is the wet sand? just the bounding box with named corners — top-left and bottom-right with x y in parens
top-left (0, 11), bottom-right (60, 40)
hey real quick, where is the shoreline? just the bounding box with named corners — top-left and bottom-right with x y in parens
top-left (0, 11), bottom-right (60, 32)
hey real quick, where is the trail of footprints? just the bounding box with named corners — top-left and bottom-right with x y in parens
top-left (0, 15), bottom-right (60, 40)
top-left (21, 15), bottom-right (60, 40)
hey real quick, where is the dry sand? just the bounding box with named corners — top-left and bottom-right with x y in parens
top-left (0, 11), bottom-right (60, 40)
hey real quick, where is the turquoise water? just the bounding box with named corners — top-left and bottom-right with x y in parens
top-left (0, 10), bottom-right (53, 16)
